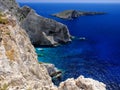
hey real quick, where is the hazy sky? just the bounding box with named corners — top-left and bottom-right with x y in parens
top-left (16, 0), bottom-right (120, 3)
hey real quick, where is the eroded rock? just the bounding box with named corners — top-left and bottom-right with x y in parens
top-left (0, 17), bottom-right (57, 90)
top-left (43, 63), bottom-right (62, 78)
top-left (20, 6), bottom-right (71, 46)
top-left (0, 0), bottom-right (71, 46)
top-left (59, 76), bottom-right (106, 90)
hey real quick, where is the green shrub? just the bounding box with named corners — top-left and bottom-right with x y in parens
top-left (39, 62), bottom-right (43, 64)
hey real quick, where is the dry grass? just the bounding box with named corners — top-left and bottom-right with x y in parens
top-left (0, 12), bottom-right (8, 24)
top-left (0, 17), bottom-right (8, 24)
top-left (0, 84), bottom-right (9, 90)
top-left (6, 49), bottom-right (15, 61)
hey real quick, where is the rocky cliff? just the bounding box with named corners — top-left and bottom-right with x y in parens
top-left (0, 12), bottom-right (106, 90)
top-left (0, 0), bottom-right (106, 90)
top-left (0, 0), bottom-right (71, 46)
top-left (20, 6), bottom-right (71, 46)
top-left (0, 15), bottom-right (57, 90)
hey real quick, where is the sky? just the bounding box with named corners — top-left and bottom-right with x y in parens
top-left (16, 0), bottom-right (120, 3)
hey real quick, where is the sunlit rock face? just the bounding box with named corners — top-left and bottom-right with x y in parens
top-left (0, 16), bottom-right (57, 90)
top-left (59, 76), bottom-right (106, 90)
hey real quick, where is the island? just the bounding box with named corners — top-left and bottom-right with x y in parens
top-left (52, 10), bottom-right (106, 20)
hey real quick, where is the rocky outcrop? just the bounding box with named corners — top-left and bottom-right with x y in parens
top-left (59, 76), bottom-right (106, 90)
top-left (43, 63), bottom-right (62, 78)
top-left (52, 10), bottom-right (106, 20)
top-left (0, 0), bottom-right (71, 46)
top-left (0, 0), bottom-right (19, 12)
top-left (20, 6), bottom-right (71, 46)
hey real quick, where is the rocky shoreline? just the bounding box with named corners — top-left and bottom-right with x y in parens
top-left (52, 10), bottom-right (106, 20)
top-left (0, 0), bottom-right (106, 90)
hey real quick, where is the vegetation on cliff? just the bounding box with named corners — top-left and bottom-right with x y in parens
top-left (0, 12), bottom-right (8, 24)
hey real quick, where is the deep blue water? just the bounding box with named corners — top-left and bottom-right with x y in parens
top-left (20, 3), bottom-right (120, 90)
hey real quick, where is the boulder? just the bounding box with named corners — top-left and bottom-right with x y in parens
top-left (59, 76), bottom-right (106, 90)
top-left (43, 63), bottom-right (62, 78)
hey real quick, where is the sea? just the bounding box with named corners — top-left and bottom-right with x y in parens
top-left (19, 3), bottom-right (120, 90)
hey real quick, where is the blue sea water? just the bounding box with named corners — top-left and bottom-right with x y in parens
top-left (19, 3), bottom-right (120, 90)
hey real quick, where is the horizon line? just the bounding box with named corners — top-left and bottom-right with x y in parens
top-left (17, 1), bottom-right (120, 3)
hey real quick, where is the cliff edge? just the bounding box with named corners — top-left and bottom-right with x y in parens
top-left (0, 15), bottom-right (57, 90)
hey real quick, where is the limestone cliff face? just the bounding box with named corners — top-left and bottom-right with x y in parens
top-left (0, 17), bottom-right (57, 90)
top-left (0, 0), bottom-right (71, 46)
top-left (0, 14), bottom-right (106, 90)
top-left (0, 0), bottom-right (18, 11)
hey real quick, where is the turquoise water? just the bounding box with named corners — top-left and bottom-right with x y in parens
top-left (20, 3), bottom-right (120, 90)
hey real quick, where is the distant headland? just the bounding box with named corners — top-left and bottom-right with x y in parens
top-left (52, 10), bottom-right (106, 20)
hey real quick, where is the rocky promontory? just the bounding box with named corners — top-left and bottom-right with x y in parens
top-left (52, 10), bottom-right (106, 20)
top-left (0, 0), bottom-right (71, 46)
top-left (20, 6), bottom-right (71, 46)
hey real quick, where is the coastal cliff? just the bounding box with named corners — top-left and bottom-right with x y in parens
top-left (0, 15), bottom-right (57, 90)
top-left (0, 11), bottom-right (106, 90)
top-left (0, 0), bottom-right (106, 90)
top-left (0, 0), bottom-right (71, 46)
top-left (20, 6), bottom-right (71, 46)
